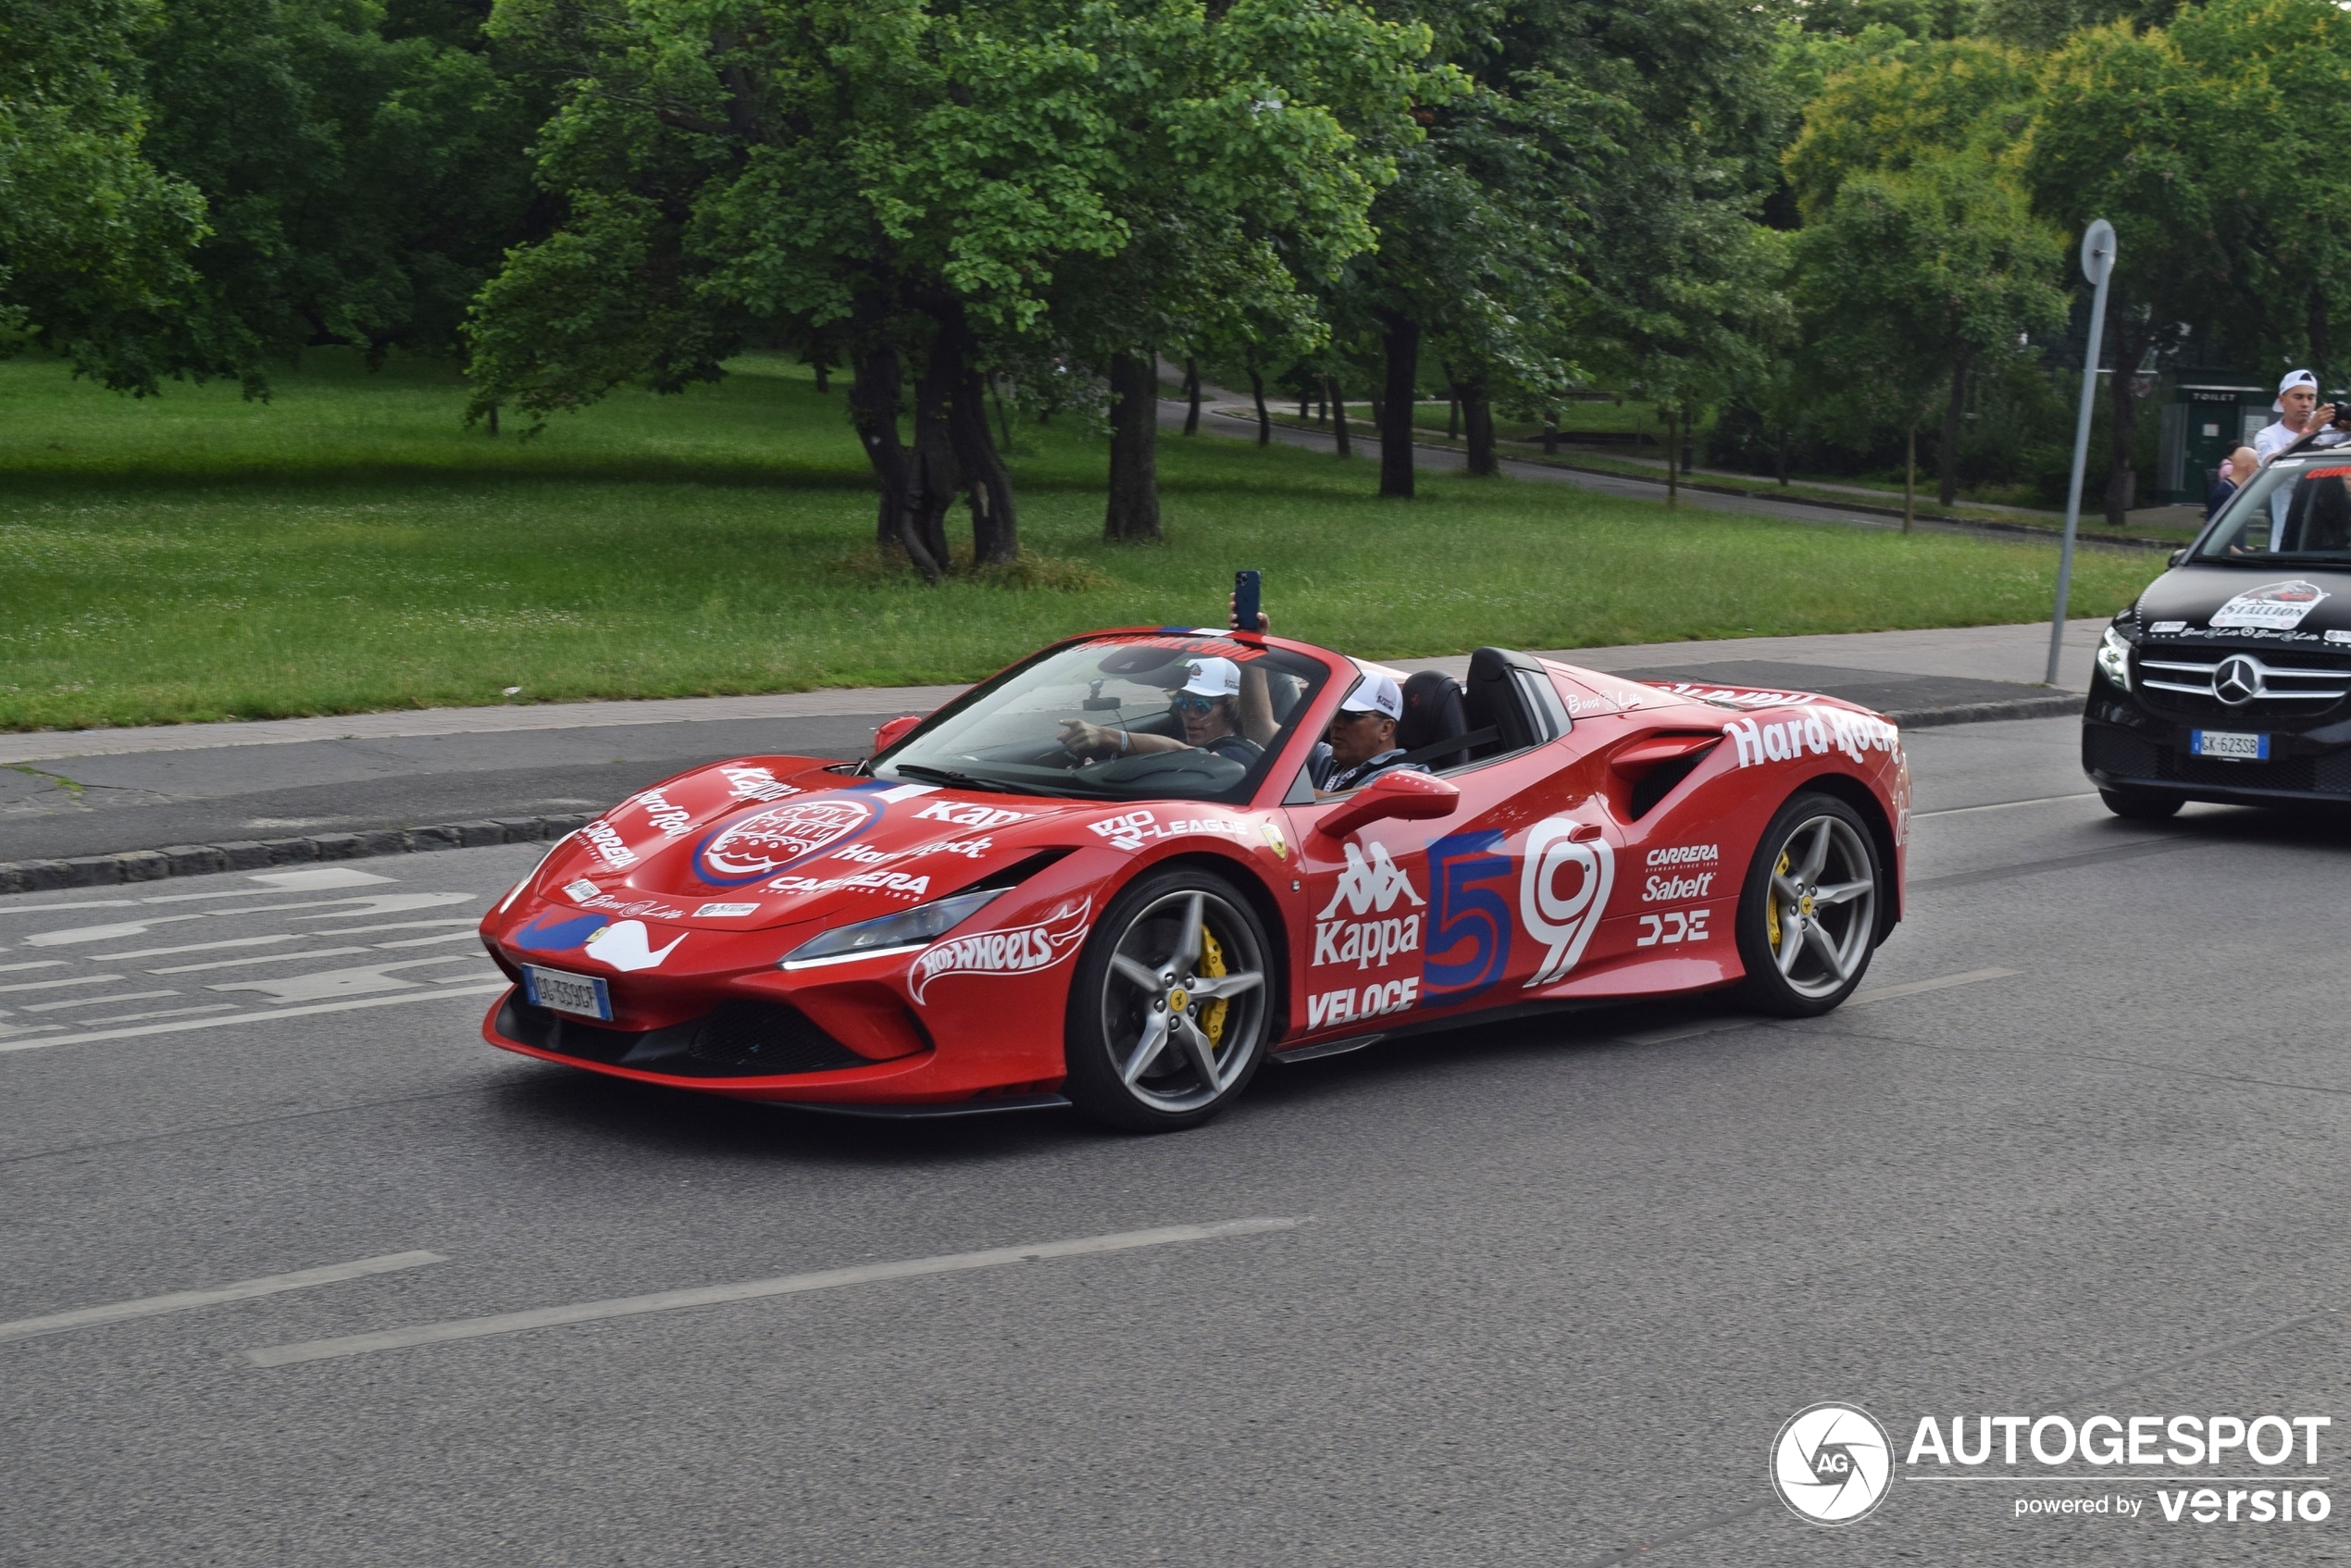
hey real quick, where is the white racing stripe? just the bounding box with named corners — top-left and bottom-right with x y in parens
top-left (0, 980), bottom-right (511, 1054)
top-left (246, 1217), bottom-right (1309, 1367)
top-left (1914, 791), bottom-right (2099, 819)
top-left (1847, 966), bottom-right (2019, 1004)
top-left (0, 1251), bottom-right (446, 1345)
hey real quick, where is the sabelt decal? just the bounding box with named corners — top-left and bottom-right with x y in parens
top-left (2210, 579), bottom-right (2331, 630)
top-left (1636, 909), bottom-right (1710, 947)
top-left (628, 787), bottom-right (693, 838)
top-left (1307, 976), bottom-right (1419, 1029)
top-left (722, 765), bottom-right (799, 803)
top-left (694, 798), bottom-right (873, 885)
top-left (1643, 871), bottom-right (1715, 902)
top-left (1312, 841), bottom-right (1425, 973)
top-left (582, 919), bottom-right (685, 973)
top-left (909, 896), bottom-right (1091, 1004)
top-left (1520, 819), bottom-right (1613, 989)
top-left (1724, 706), bottom-right (1900, 768)
top-left (580, 819), bottom-right (638, 870)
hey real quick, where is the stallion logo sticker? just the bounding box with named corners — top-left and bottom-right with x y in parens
top-left (909, 897), bottom-right (1091, 1004)
top-left (2210, 579), bottom-right (2330, 630)
top-left (693, 798), bottom-right (873, 885)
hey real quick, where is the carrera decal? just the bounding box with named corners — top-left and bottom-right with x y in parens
top-left (580, 818), bottom-right (638, 870)
top-left (2210, 579), bottom-right (2331, 630)
top-left (1424, 830), bottom-right (1513, 1003)
top-left (763, 870), bottom-right (933, 899)
top-left (694, 798), bottom-right (874, 886)
top-left (909, 896), bottom-right (1092, 1004)
top-left (1520, 818), bottom-right (1613, 989)
top-left (1307, 976), bottom-right (1420, 1030)
top-left (581, 919), bottom-right (685, 973)
top-left (1723, 707), bottom-right (1899, 768)
top-left (1644, 843), bottom-right (1719, 868)
top-left (1636, 909), bottom-right (1711, 947)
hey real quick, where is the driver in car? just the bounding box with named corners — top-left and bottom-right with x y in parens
top-left (1057, 656), bottom-right (1263, 766)
top-left (1228, 600), bottom-right (1427, 795)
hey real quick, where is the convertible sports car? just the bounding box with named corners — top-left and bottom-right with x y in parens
top-left (478, 627), bottom-right (1910, 1130)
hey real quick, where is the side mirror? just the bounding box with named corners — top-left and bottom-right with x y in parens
top-left (1312, 769), bottom-right (1461, 840)
top-left (872, 715), bottom-right (922, 755)
top-left (2168, 549), bottom-right (2188, 567)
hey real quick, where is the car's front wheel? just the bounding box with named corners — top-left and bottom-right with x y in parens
top-left (1734, 792), bottom-right (1882, 1017)
top-left (1063, 868), bottom-right (1273, 1132)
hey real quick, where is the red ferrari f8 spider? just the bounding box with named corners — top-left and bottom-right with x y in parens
top-left (479, 627), bottom-right (1909, 1130)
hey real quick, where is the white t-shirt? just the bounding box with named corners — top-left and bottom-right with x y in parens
top-left (2256, 418), bottom-right (2350, 462)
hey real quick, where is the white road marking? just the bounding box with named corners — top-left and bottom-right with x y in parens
top-left (24, 990), bottom-right (179, 1014)
top-left (0, 901), bottom-right (139, 915)
top-left (245, 868), bottom-right (396, 890)
top-left (0, 961), bottom-right (68, 975)
top-left (1914, 791), bottom-right (2099, 819)
top-left (76, 1004), bottom-right (240, 1025)
top-left (1847, 967), bottom-right (2019, 1005)
top-left (245, 1218), bottom-right (1308, 1367)
top-left (373, 931), bottom-right (482, 949)
top-left (87, 934), bottom-right (300, 962)
top-left (0, 975), bottom-right (123, 995)
top-left (0, 979), bottom-right (512, 1053)
top-left (24, 915), bottom-right (207, 947)
top-left (149, 947), bottom-right (371, 975)
top-left (1617, 1017), bottom-right (1755, 1047)
top-left (0, 1251), bottom-right (445, 1346)
top-left (208, 954), bottom-right (488, 1004)
top-left (219, 893), bottom-right (475, 920)
top-left (314, 918), bottom-right (481, 937)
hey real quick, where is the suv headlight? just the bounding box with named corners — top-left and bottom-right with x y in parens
top-left (777, 888), bottom-right (1005, 970)
top-left (2096, 625), bottom-right (2133, 692)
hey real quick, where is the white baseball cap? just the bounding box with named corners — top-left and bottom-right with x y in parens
top-left (1178, 656), bottom-right (1240, 699)
top-left (2277, 368), bottom-right (2319, 410)
top-left (1337, 668), bottom-right (1402, 721)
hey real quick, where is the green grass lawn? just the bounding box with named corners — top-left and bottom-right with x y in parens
top-left (0, 349), bottom-right (2165, 732)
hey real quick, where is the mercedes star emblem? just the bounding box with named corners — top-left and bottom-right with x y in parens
top-left (2215, 655), bottom-right (2263, 706)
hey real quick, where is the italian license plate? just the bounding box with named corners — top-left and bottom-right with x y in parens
top-left (522, 964), bottom-right (611, 1020)
top-left (2191, 729), bottom-right (2270, 762)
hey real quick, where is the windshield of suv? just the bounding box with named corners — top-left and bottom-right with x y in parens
top-left (871, 632), bottom-right (1330, 803)
top-left (2199, 456), bottom-right (2351, 563)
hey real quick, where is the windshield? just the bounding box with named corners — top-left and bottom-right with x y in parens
top-left (2199, 456), bottom-right (2351, 563)
top-left (872, 632), bottom-right (1330, 803)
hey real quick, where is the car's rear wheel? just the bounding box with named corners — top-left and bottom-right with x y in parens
top-left (2099, 787), bottom-right (2182, 821)
top-left (1734, 793), bottom-right (1881, 1017)
top-left (1063, 868), bottom-right (1272, 1132)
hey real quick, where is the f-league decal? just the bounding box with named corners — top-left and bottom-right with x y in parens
top-left (1520, 819), bottom-right (1613, 988)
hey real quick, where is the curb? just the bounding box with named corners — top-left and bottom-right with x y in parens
top-left (0, 813), bottom-right (593, 896)
top-left (0, 695), bottom-right (2084, 892)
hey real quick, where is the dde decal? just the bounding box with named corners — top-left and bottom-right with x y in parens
top-left (1636, 909), bottom-right (1710, 947)
top-left (908, 897), bottom-right (1091, 1004)
top-left (693, 798), bottom-right (874, 885)
top-left (1520, 818), bottom-right (1613, 988)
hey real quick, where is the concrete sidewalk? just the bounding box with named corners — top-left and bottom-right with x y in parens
top-left (0, 619), bottom-right (2102, 890)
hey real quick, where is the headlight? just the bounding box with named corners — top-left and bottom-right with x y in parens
top-left (777, 888), bottom-right (1006, 970)
top-left (2096, 625), bottom-right (2133, 692)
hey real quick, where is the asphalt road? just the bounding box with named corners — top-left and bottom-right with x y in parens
top-left (5, 714), bottom-right (2345, 1566)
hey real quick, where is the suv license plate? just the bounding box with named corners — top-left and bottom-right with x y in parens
top-left (523, 964), bottom-right (611, 1020)
top-left (2191, 729), bottom-right (2270, 762)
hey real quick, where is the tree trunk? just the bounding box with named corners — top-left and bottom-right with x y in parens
top-left (1457, 380), bottom-right (1496, 476)
top-left (1447, 395), bottom-right (1460, 440)
top-left (907, 339), bottom-right (961, 573)
top-left (1665, 411), bottom-right (1678, 507)
top-left (952, 361), bottom-right (1018, 566)
top-left (1379, 314), bottom-right (1419, 499)
top-left (813, 359), bottom-right (830, 393)
top-left (1300, 389), bottom-right (1311, 420)
top-left (1542, 417), bottom-right (1558, 455)
top-left (1326, 375), bottom-right (1350, 459)
top-left (486, 404), bottom-right (499, 437)
top-left (990, 376), bottom-right (1014, 454)
top-left (850, 344), bottom-right (940, 582)
top-left (1249, 370), bottom-right (1271, 445)
top-left (1903, 426), bottom-right (1916, 533)
top-left (1184, 357), bottom-right (1200, 436)
top-left (1775, 426), bottom-right (1789, 486)
top-left (1104, 351), bottom-right (1162, 541)
top-left (1937, 348), bottom-right (1971, 507)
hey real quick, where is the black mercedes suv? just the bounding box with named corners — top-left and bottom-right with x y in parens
top-left (2084, 449), bottom-right (2351, 817)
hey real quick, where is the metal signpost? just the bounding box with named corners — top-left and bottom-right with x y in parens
top-left (2048, 218), bottom-right (2118, 686)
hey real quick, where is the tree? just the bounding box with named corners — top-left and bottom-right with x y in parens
top-left (0, 0), bottom-right (209, 392)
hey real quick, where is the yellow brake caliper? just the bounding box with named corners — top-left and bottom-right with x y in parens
top-left (1765, 850), bottom-right (1789, 948)
top-left (1198, 927), bottom-right (1228, 1051)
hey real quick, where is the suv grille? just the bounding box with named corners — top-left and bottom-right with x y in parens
top-left (2134, 647), bottom-right (2351, 723)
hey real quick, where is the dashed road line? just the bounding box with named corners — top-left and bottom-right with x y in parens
top-left (0, 979), bottom-right (510, 1054)
top-left (1847, 966), bottom-right (2019, 1005)
top-left (0, 974), bottom-right (124, 995)
top-left (0, 1251), bottom-right (446, 1345)
top-left (245, 1218), bottom-right (1309, 1367)
top-left (150, 946), bottom-right (371, 975)
top-left (1913, 791), bottom-right (2099, 818)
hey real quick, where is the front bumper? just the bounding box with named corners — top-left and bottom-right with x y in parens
top-left (2082, 668), bottom-right (2351, 805)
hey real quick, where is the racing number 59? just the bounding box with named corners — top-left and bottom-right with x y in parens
top-left (1424, 830), bottom-right (1512, 1003)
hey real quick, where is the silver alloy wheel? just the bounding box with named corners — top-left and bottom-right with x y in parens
top-left (1763, 814), bottom-right (1877, 1000)
top-left (1099, 889), bottom-right (1268, 1114)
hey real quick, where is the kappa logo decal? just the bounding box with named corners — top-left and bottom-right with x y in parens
top-left (908, 897), bottom-right (1092, 1004)
top-left (693, 798), bottom-right (874, 885)
top-left (1317, 841), bottom-right (1424, 919)
top-left (913, 799), bottom-right (1030, 830)
top-left (721, 765), bottom-right (800, 803)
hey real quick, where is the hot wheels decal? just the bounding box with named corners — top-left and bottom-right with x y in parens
top-left (1520, 819), bottom-right (1613, 989)
top-left (2210, 579), bottom-right (2331, 630)
top-left (694, 798), bottom-right (874, 885)
top-left (909, 897), bottom-right (1092, 1004)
